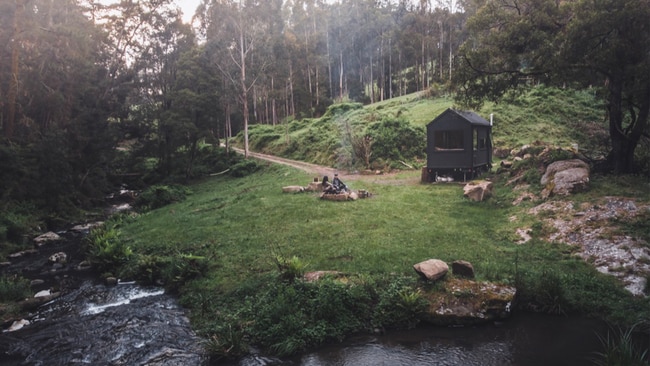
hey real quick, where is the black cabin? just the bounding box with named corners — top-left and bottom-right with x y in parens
top-left (424, 108), bottom-right (492, 181)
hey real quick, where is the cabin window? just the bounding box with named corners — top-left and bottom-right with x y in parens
top-left (434, 130), bottom-right (464, 150)
top-left (473, 129), bottom-right (478, 151)
top-left (474, 128), bottom-right (487, 151)
top-left (478, 137), bottom-right (487, 150)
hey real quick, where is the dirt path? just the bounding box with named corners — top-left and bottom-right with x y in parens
top-left (235, 148), bottom-right (337, 178)
top-left (232, 147), bottom-right (416, 185)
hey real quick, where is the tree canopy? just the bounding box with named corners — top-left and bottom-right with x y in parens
top-left (454, 0), bottom-right (650, 174)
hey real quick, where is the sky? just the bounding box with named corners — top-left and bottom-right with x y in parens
top-left (176, 0), bottom-right (201, 23)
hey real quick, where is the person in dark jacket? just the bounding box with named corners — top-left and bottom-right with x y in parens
top-left (332, 173), bottom-right (347, 193)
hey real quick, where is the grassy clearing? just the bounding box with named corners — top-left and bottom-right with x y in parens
top-left (98, 86), bottom-right (649, 359)
top-left (111, 162), bottom-right (649, 358)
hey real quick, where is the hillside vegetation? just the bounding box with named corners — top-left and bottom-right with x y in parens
top-left (88, 87), bottom-right (649, 360)
top-left (238, 86), bottom-right (609, 172)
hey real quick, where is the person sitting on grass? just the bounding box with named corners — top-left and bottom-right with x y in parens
top-left (322, 175), bottom-right (336, 194)
top-left (332, 173), bottom-right (348, 193)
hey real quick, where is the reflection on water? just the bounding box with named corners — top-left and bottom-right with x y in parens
top-left (232, 313), bottom-right (617, 366)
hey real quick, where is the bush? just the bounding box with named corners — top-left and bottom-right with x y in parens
top-left (515, 268), bottom-right (569, 315)
top-left (230, 159), bottom-right (262, 178)
top-left (372, 276), bottom-right (427, 329)
top-left (86, 225), bottom-right (133, 273)
top-left (134, 184), bottom-right (191, 211)
top-left (0, 275), bottom-right (31, 302)
top-left (366, 117), bottom-right (426, 163)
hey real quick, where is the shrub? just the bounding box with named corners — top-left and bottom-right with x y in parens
top-left (0, 275), bottom-right (31, 301)
top-left (365, 117), bottom-right (426, 163)
top-left (86, 226), bottom-right (133, 273)
top-left (134, 184), bottom-right (191, 211)
top-left (230, 159), bottom-right (262, 178)
top-left (274, 255), bottom-right (308, 281)
top-left (162, 253), bottom-right (210, 292)
top-left (515, 268), bottom-right (569, 315)
top-left (372, 276), bottom-right (427, 329)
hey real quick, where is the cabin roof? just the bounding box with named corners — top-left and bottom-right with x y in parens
top-left (428, 108), bottom-right (491, 127)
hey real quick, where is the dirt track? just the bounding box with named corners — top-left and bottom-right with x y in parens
top-left (231, 147), bottom-right (414, 184)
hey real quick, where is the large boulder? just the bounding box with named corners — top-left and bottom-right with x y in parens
top-left (463, 180), bottom-right (493, 202)
top-left (540, 159), bottom-right (589, 198)
top-left (420, 279), bottom-right (516, 326)
top-left (413, 259), bottom-right (448, 281)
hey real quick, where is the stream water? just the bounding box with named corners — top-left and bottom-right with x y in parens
top-left (225, 313), bottom-right (626, 366)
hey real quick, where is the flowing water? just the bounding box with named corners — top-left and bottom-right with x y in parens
top-left (1, 281), bottom-right (206, 366)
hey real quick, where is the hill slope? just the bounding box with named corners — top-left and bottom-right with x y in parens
top-left (238, 86), bottom-right (607, 171)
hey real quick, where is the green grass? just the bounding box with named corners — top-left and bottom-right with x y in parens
top-left (120, 166), bottom-right (519, 288)
top-left (117, 165), bottom-right (648, 315)
top-left (110, 86), bottom-right (649, 358)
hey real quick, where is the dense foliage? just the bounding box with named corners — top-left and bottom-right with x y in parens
top-left (454, 0), bottom-right (650, 174)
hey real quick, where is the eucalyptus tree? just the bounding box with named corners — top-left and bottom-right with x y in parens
top-left (454, 0), bottom-right (650, 174)
top-left (201, 0), bottom-right (280, 158)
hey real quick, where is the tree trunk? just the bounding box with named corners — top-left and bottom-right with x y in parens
top-left (7, 0), bottom-right (26, 140)
top-left (606, 77), bottom-right (648, 173)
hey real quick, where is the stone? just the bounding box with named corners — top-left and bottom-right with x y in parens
top-left (540, 159), bottom-right (589, 198)
top-left (19, 292), bottom-right (60, 311)
top-left (70, 222), bottom-right (104, 233)
top-left (105, 277), bottom-right (118, 286)
top-left (305, 182), bottom-right (323, 192)
top-left (49, 252), bottom-right (67, 263)
top-left (452, 260), bottom-right (475, 278)
top-left (7, 319), bottom-right (30, 332)
top-left (413, 259), bottom-right (448, 281)
top-left (320, 192), bottom-right (355, 201)
top-left (30, 279), bottom-right (45, 287)
top-left (8, 249), bottom-right (39, 259)
top-left (463, 180), bottom-right (493, 202)
top-left (420, 279), bottom-right (517, 326)
top-left (303, 271), bottom-right (343, 282)
top-left (282, 185), bottom-right (305, 193)
top-left (500, 160), bottom-right (513, 168)
top-left (76, 261), bottom-right (92, 272)
top-left (35, 289), bottom-right (51, 297)
top-left (33, 231), bottom-right (62, 246)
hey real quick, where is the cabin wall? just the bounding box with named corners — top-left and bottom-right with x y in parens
top-left (426, 116), bottom-right (473, 170)
top-left (425, 113), bottom-right (492, 181)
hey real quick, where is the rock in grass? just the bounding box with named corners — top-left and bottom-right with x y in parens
top-left (282, 185), bottom-right (305, 193)
top-left (452, 260), bottom-right (475, 278)
top-left (413, 259), bottom-right (448, 281)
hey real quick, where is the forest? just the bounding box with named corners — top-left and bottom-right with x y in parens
top-left (1, 0), bottom-right (649, 242)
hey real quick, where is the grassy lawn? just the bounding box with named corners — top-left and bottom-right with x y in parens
top-left (120, 166), bottom-right (518, 288)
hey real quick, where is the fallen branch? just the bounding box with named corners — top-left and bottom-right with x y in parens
top-left (209, 169), bottom-right (230, 176)
top-left (399, 160), bottom-right (414, 169)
